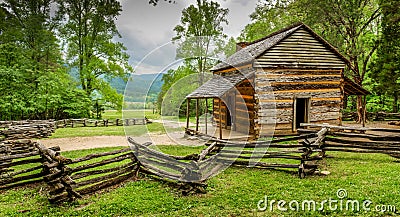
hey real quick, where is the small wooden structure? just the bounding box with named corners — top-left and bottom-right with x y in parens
top-left (186, 22), bottom-right (369, 139)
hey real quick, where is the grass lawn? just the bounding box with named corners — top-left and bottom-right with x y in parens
top-left (0, 146), bottom-right (399, 216)
top-left (46, 122), bottom-right (183, 139)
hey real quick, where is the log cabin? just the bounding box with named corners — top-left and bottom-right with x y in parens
top-left (185, 22), bottom-right (369, 139)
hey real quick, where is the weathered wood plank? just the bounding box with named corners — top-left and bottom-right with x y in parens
top-left (254, 62), bottom-right (345, 69)
top-left (77, 172), bottom-right (134, 195)
top-left (256, 88), bottom-right (341, 94)
top-left (71, 162), bottom-right (135, 180)
top-left (256, 75), bottom-right (341, 83)
top-left (257, 73), bottom-right (342, 78)
top-left (72, 165), bottom-right (135, 188)
top-left (257, 91), bottom-right (341, 100)
top-left (68, 148), bottom-right (132, 164)
top-left (256, 69), bottom-right (341, 75)
top-left (71, 153), bottom-right (133, 173)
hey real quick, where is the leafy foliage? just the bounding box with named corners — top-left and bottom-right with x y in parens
top-left (56, 0), bottom-right (133, 111)
top-left (173, 0), bottom-right (229, 85)
top-left (157, 63), bottom-right (200, 116)
top-left (370, 0), bottom-right (400, 112)
top-left (0, 0), bottom-right (91, 120)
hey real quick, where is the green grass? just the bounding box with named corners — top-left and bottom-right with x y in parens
top-left (46, 122), bottom-right (183, 139)
top-left (1, 146), bottom-right (399, 216)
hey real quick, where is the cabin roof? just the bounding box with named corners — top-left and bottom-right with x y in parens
top-left (212, 22), bottom-right (350, 71)
top-left (186, 71), bottom-right (254, 99)
top-left (344, 77), bottom-right (370, 95)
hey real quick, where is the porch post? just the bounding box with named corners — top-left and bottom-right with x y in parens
top-left (195, 98), bottom-right (199, 133)
top-left (219, 98), bottom-right (222, 140)
top-left (186, 98), bottom-right (190, 131)
top-left (205, 98), bottom-right (208, 134)
top-left (362, 95), bottom-right (366, 127)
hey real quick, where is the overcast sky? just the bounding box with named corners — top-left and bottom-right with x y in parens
top-left (116, 0), bottom-right (259, 74)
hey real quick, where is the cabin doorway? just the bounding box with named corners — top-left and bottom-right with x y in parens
top-left (293, 97), bottom-right (310, 131)
top-left (225, 94), bottom-right (234, 130)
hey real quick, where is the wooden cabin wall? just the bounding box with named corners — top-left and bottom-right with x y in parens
top-left (253, 26), bottom-right (346, 136)
top-left (213, 98), bottom-right (228, 129)
top-left (234, 80), bottom-right (255, 135)
top-left (255, 68), bottom-right (344, 136)
top-left (212, 66), bottom-right (256, 137)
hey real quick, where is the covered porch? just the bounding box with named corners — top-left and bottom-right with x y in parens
top-left (185, 72), bottom-right (255, 140)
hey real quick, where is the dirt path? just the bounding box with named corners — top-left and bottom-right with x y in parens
top-left (40, 132), bottom-right (204, 152)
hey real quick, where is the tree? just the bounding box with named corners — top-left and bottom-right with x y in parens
top-left (371, 0), bottom-right (400, 112)
top-left (241, 0), bottom-right (303, 41)
top-left (300, 0), bottom-right (381, 124)
top-left (157, 62), bottom-right (197, 115)
top-left (223, 37), bottom-right (238, 57)
top-left (173, 0), bottom-right (229, 85)
top-left (0, 0), bottom-right (61, 81)
top-left (0, 0), bottom-right (92, 120)
top-left (148, 0), bottom-right (176, 6)
top-left (57, 0), bottom-right (133, 111)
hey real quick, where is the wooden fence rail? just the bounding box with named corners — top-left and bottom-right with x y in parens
top-left (342, 112), bottom-right (400, 121)
top-left (197, 130), bottom-right (327, 178)
top-left (300, 123), bottom-right (400, 158)
top-left (0, 123), bottom-right (56, 141)
top-left (1, 138), bottom-right (211, 203)
top-left (2, 123), bottom-right (399, 204)
top-left (55, 118), bottom-right (149, 128)
top-left (0, 118), bottom-right (150, 141)
top-left (0, 140), bottom-right (60, 190)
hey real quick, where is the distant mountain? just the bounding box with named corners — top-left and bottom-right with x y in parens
top-left (117, 73), bottom-right (163, 102)
top-left (69, 68), bottom-right (163, 102)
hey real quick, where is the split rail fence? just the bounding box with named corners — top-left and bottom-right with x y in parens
top-left (1, 123), bottom-right (400, 204)
top-left (342, 111), bottom-right (400, 121)
top-left (299, 123), bottom-right (400, 158)
top-left (54, 118), bottom-right (149, 128)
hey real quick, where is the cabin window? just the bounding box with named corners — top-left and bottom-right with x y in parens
top-left (293, 97), bottom-right (311, 131)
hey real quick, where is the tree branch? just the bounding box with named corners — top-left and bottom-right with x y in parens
top-left (357, 8), bottom-right (381, 37)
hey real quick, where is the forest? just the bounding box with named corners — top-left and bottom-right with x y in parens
top-left (0, 0), bottom-right (132, 120)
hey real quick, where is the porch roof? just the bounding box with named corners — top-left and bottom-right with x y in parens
top-left (344, 77), bottom-right (370, 95)
top-left (186, 72), bottom-right (253, 99)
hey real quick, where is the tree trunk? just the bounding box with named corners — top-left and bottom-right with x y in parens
top-left (356, 95), bottom-right (366, 124)
top-left (393, 93), bottom-right (399, 113)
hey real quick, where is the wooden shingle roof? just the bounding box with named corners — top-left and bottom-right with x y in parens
top-left (186, 71), bottom-right (254, 99)
top-left (212, 22), bottom-right (351, 71)
top-left (344, 77), bottom-right (370, 95)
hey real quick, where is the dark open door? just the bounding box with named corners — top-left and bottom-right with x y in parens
top-left (225, 94), bottom-right (234, 129)
top-left (293, 97), bottom-right (310, 131)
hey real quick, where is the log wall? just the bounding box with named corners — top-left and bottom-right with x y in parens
top-left (251, 27), bottom-right (347, 136)
top-left (212, 67), bottom-right (256, 137)
top-left (235, 79), bottom-right (255, 135)
top-left (255, 68), bottom-right (343, 136)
